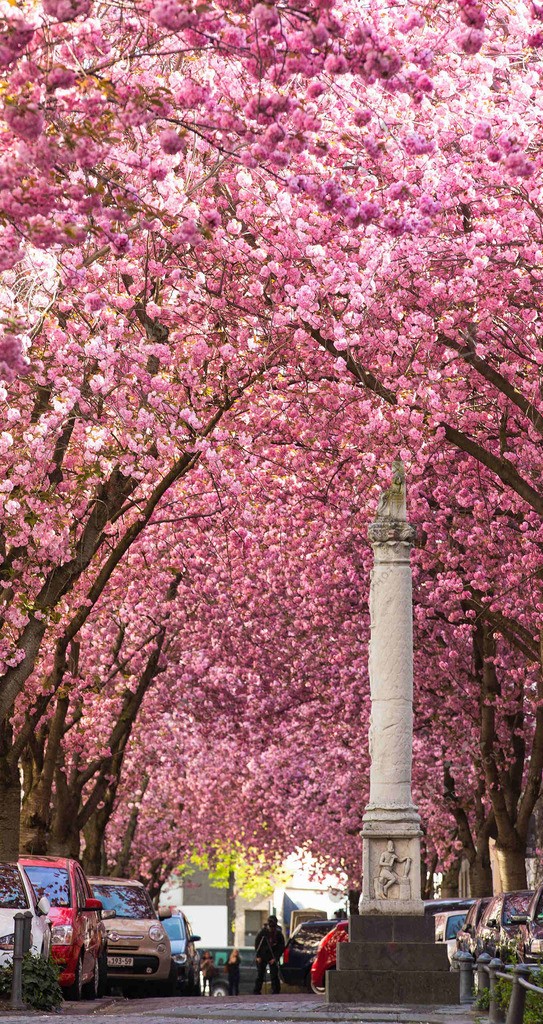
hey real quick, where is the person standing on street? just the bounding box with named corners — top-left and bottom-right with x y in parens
top-left (253, 915), bottom-right (285, 994)
top-left (226, 948), bottom-right (241, 995)
top-left (200, 951), bottom-right (216, 995)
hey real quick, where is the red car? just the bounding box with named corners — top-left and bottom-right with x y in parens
top-left (19, 855), bottom-right (106, 1000)
top-left (310, 920), bottom-right (349, 993)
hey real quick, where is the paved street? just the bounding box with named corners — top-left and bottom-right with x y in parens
top-left (0, 994), bottom-right (475, 1024)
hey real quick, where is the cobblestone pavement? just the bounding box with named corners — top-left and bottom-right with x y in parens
top-left (0, 993), bottom-right (476, 1024)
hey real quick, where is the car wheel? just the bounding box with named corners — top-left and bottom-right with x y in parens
top-left (158, 962), bottom-right (178, 997)
top-left (82, 957), bottom-right (99, 1000)
top-left (65, 956), bottom-right (83, 1001)
top-left (212, 983), bottom-right (228, 997)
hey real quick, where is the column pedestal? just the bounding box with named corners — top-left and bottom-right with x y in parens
top-left (326, 915), bottom-right (460, 1004)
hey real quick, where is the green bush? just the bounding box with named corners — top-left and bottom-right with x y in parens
top-left (0, 953), bottom-right (62, 1010)
top-left (474, 986), bottom-right (490, 1010)
top-left (475, 967), bottom-right (543, 1024)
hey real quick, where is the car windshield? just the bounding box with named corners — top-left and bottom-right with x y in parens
top-left (163, 917), bottom-right (185, 942)
top-left (446, 914), bottom-right (467, 940)
top-left (0, 865), bottom-right (28, 909)
top-left (23, 865), bottom-right (70, 908)
top-left (503, 893), bottom-right (532, 925)
top-left (92, 884), bottom-right (155, 919)
top-left (291, 924), bottom-right (331, 953)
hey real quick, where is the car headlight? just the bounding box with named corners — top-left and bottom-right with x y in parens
top-left (51, 925), bottom-right (74, 945)
top-left (148, 925), bottom-right (164, 942)
top-left (0, 934), bottom-right (14, 951)
top-left (173, 953), bottom-right (187, 964)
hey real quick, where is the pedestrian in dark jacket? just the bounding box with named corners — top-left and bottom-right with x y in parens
top-left (200, 951), bottom-right (216, 995)
top-left (226, 948), bottom-right (241, 995)
top-left (253, 915), bottom-right (285, 994)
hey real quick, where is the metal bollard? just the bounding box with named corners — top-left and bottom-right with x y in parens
top-left (10, 911), bottom-right (32, 1009)
top-left (488, 958), bottom-right (506, 1024)
top-left (477, 952), bottom-right (492, 994)
top-left (21, 912), bottom-right (32, 955)
top-left (505, 964), bottom-right (532, 1024)
top-left (454, 951), bottom-right (476, 1004)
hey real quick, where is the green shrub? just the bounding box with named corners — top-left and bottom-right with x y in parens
top-left (475, 967), bottom-right (543, 1024)
top-left (474, 986), bottom-right (490, 1010)
top-left (524, 967), bottom-right (543, 1024)
top-left (0, 954), bottom-right (62, 1010)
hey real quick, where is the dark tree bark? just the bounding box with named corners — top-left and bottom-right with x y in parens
top-left (0, 722), bottom-right (20, 861)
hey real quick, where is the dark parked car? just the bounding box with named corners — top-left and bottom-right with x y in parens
top-left (456, 897), bottom-right (492, 956)
top-left (474, 891), bottom-right (533, 960)
top-left (423, 898), bottom-right (474, 917)
top-left (162, 912), bottom-right (201, 994)
top-left (515, 886), bottom-right (543, 963)
top-left (280, 919), bottom-right (335, 990)
top-left (199, 946), bottom-right (257, 995)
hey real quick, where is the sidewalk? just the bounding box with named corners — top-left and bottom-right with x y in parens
top-left (0, 993), bottom-right (478, 1024)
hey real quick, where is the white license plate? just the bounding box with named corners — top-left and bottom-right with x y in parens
top-left (107, 956), bottom-right (134, 967)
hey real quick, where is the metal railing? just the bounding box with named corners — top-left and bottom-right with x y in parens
top-left (452, 950), bottom-right (543, 1024)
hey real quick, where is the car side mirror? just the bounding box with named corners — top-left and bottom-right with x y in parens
top-left (192, 935), bottom-right (201, 942)
top-left (37, 896), bottom-right (50, 917)
top-left (84, 898), bottom-right (103, 912)
top-left (486, 919), bottom-right (497, 928)
top-left (101, 909), bottom-right (116, 920)
top-left (158, 909), bottom-right (172, 920)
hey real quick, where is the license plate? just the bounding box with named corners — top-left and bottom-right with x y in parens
top-left (107, 956), bottom-right (134, 967)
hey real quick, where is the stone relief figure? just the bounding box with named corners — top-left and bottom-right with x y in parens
top-left (375, 840), bottom-right (412, 898)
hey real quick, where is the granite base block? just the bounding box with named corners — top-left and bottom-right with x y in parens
top-left (338, 941), bottom-right (450, 973)
top-left (326, 968), bottom-right (460, 1004)
top-left (350, 914), bottom-right (434, 943)
top-left (326, 913), bottom-right (459, 1006)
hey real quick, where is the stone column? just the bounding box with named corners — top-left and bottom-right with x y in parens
top-left (360, 459), bottom-right (424, 915)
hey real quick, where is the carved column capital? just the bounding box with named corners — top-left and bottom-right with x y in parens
top-left (368, 518), bottom-right (417, 547)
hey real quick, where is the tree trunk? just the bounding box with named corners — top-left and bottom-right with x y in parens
top-left (440, 858), bottom-right (460, 898)
top-left (49, 782), bottom-right (81, 859)
top-left (421, 851), bottom-right (438, 900)
top-left (82, 809), bottom-right (110, 876)
top-left (19, 781), bottom-right (51, 855)
top-left (112, 774), bottom-right (149, 878)
top-left (348, 889), bottom-right (361, 915)
top-left (494, 842), bottom-right (528, 891)
top-left (0, 755), bottom-right (21, 860)
top-left (470, 845), bottom-right (494, 896)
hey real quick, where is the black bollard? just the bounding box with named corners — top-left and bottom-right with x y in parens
top-left (454, 951), bottom-right (476, 1004)
top-left (488, 957), bottom-right (505, 1024)
top-left (21, 912), bottom-right (32, 955)
top-left (505, 964), bottom-right (532, 1024)
top-left (477, 952), bottom-right (492, 994)
top-left (10, 911), bottom-right (32, 1010)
